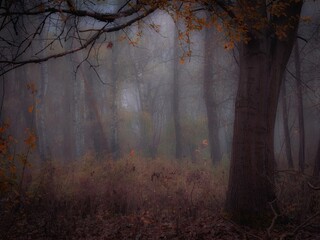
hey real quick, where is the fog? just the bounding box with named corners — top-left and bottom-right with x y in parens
top-left (0, 1), bottom-right (320, 239)
top-left (2, 10), bottom-right (239, 163)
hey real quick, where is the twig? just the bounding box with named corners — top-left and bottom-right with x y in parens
top-left (267, 199), bottom-right (279, 239)
top-left (221, 216), bottom-right (264, 240)
top-left (307, 182), bottom-right (320, 190)
top-left (280, 211), bottom-right (320, 240)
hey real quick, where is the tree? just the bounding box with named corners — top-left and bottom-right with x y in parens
top-left (203, 20), bottom-right (222, 165)
top-left (224, 1), bottom-right (303, 224)
top-left (293, 40), bottom-right (306, 172)
top-left (281, 73), bottom-right (294, 169)
top-left (173, 24), bottom-right (183, 160)
top-left (110, 33), bottom-right (120, 160)
top-left (36, 28), bottom-right (51, 162)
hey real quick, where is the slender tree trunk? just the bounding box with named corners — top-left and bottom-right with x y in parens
top-left (173, 26), bottom-right (182, 160)
top-left (35, 23), bottom-right (51, 162)
top-left (294, 41), bottom-right (305, 173)
top-left (225, 2), bottom-right (302, 224)
top-left (131, 57), bottom-right (150, 157)
top-left (281, 74), bottom-right (294, 168)
top-left (82, 76), bottom-right (109, 157)
top-left (110, 37), bottom-right (120, 160)
top-left (203, 25), bottom-right (222, 165)
top-left (36, 56), bottom-right (51, 162)
top-left (73, 59), bottom-right (85, 159)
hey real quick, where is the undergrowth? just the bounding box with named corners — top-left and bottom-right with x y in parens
top-left (0, 155), bottom-right (228, 239)
top-left (0, 154), bottom-right (319, 239)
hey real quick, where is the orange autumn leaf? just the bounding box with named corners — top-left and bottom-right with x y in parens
top-left (24, 129), bottom-right (37, 150)
top-left (0, 142), bottom-right (8, 154)
top-left (28, 106), bottom-right (34, 113)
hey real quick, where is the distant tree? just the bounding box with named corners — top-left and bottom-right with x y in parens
top-left (293, 40), bottom-right (306, 172)
top-left (110, 33), bottom-right (120, 160)
top-left (36, 27), bottom-right (51, 162)
top-left (203, 20), bottom-right (222, 165)
top-left (173, 24), bottom-right (183, 160)
top-left (281, 73), bottom-right (294, 169)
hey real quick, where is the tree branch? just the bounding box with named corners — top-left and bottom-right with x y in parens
top-left (0, 6), bottom-right (156, 76)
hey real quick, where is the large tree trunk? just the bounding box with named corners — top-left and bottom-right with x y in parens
top-left (294, 41), bottom-right (305, 172)
top-left (203, 25), bottom-right (222, 165)
top-left (226, 39), bottom-right (275, 224)
top-left (225, 1), bottom-right (302, 224)
top-left (281, 74), bottom-right (294, 168)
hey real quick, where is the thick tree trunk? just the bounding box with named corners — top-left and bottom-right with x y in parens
top-left (225, 1), bottom-right (302, 224)
top-left (226, 39), bottom-right (276, 224)
top-left (294, 41), bottom-right (305, 172)
top-left (173, 26), bottom-right (182, 160)
top-left (203, 25), bottom-right (222, 165)
top-left (281, 74), bottom-right (294, 168)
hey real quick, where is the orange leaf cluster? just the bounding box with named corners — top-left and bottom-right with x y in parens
top-left (24, 128), bottom-right (37, 150)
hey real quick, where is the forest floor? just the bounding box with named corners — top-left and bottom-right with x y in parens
top-left (1, 156), bottom-right (320, 239)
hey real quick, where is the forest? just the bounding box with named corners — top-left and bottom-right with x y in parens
top-left (0, 0), bottom-right (319, 239)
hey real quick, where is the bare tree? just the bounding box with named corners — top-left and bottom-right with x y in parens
top-left (172, 24), bottom-right (182, 160)
top-left (203, 21), bottom-right (222, 165)
top-left (294, 40), bottom-right (306, 172)
top-left (281, 73), bottom-right (294, 168)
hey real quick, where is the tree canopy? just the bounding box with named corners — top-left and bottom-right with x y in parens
top-left (0, 0), bottom-right (304, 76)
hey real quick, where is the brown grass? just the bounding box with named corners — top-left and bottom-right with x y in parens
top-left (1, 155), bottom-right (229, 239)
top-left (1, 155), bottom-right (320, 239)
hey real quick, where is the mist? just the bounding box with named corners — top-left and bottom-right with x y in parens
top-left (0, 1), bottom-right (320, 239)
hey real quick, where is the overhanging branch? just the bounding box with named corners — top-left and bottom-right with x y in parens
top-left (0, 6), bottom-right (156, 76)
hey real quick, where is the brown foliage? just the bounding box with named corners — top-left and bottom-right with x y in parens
top-left (1, 157), bottom-right (319, 239)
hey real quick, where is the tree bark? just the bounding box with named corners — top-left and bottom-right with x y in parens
top-left (203, 24), bottom-right (222, 165)
top-left (294, 41), bottom-right (305, 172)
top-left (225, 1), bottom-right (302, 224)
top-left (281, 74), bottom-right (294, 168)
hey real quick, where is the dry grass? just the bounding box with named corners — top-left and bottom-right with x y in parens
top-left (1, 155), bottom-right (229, 239)
top-left (1, 155), bottom-right (320, 239)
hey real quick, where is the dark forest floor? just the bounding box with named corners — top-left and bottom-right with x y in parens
top-left (1, 157), bottom-right (320, 239)
top-left (3, 209), bottom-right (320, 239)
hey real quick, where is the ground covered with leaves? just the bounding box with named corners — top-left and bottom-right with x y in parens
top-left (1, 156), bottom-right (320, 239)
